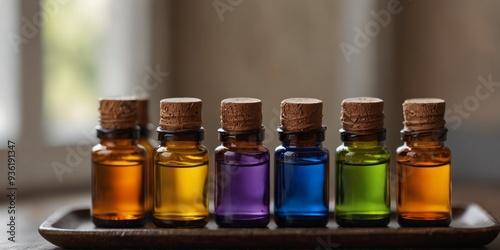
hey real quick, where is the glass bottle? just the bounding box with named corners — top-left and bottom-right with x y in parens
top-left (215, 97), bottom-right (270, 227)
top-left (136, 97), bottom-right (156, 215)
top-left (153, 98), bottom-right (209, 228)
top-left (335, 97), bottom-right (390, 227)
top-left (92, 97), bottom-right (147, 228)
top-left (274, 98), bottom-right (329, 227)
top-left (397, 98), bottom-right (451, 227)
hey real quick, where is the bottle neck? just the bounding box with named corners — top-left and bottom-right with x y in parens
top-left (96, 126), bottom-right (140, 146)
top-left (340, 128), bottom-right (386, 146)
top-left (138, 124), bottom-right (150, 138)
top-left (218, 127), bottom-right (265, 146)
top-left (401, 128), bottom-right (447, 147)
top-left (278, 126), bottom-right (325, 147)
top-left (157, 127), bottom-right (204, 147)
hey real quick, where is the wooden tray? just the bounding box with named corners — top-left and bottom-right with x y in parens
top-left (39, 202), bottom-right (500, 249)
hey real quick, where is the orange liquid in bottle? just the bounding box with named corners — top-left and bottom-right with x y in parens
top-left (139, 137), bottom-right (155, 214)
top-left (92, 162), bottom-right (145, 220)
top-left (92, 141), bottom-right (147, 228)
top-left (397, 162), bottom-right (451, 226)
top-left (397, 98), bottom-right (451, 227)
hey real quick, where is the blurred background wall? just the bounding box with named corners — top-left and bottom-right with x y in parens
top-left (0, 0), bottom-right (499, 196)
top-left (172, 0), bottom-right (500, 190)
top-left (394, 0), bottom-right (500, 185)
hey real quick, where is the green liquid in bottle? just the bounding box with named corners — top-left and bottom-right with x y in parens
top-left (335, 142), bottom-right (390, 227)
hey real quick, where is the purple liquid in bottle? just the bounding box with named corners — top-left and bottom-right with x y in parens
top-left (215, 149), bottom-right (270, 227)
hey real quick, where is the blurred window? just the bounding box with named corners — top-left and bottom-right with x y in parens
top-left (42, 0), bottom-right (151, 145)
top-left (0, 0), bottom-right (160, 191)
top-left (0, 0), bottom-right (20, 146)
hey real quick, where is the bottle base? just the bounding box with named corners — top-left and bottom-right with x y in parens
top-left (397, 215), bottom-right (451, 227)
top-left (274, 214), bottom-right (328, 227)
top-left (153, 216), bottom-right (208, 228)
top-left (215, 215), bottom-right (270, 228)
top-left (336, 215), bottom-right (390, 227)
top-left (92, 216), bottom-right (146, 228)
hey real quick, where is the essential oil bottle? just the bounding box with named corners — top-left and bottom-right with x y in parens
top-left (153, 98), bottom-right (209, 228)
top-left (274, 98), bottom-right (329, 227)
top-left (396, 98), bottom-right (452, 227)
top-left (92, 97), bottom-right (147, 228)
top-left (335, 97), bottom-right (390, 227)
top-left (136, 97), bottom-right (156, 215)
top-left (215, 97), bottom-right (270, 227)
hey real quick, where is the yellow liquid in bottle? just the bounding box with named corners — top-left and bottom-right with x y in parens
top-left (153, 143), bottom-right (209, 227)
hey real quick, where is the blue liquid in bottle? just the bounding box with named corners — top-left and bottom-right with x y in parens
top-left (274, 128), bottom-right (329, 227)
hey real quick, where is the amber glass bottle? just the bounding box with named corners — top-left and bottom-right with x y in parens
top-left (153, 98), bottom-right (209, 228)
top-left (335, 97), bottom-right (390, 227)
top-left (136, 98), bottom-right (156, 215)
top-left (92, 98), bottom-right (147, 228)
top-left (397, 98), bottom-right (451, 227)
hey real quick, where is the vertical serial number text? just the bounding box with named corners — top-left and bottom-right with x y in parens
top-left (7, 140), bottom-right (17, 243)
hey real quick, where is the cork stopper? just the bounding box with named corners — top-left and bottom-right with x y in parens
top-left (220, 97), bottom-right (262, 132)
top-left (159, 97), bottom-right (202, 131)
top-left (99, 97), bottom-right (137, 130)
top-left (402, 98), bottom-right (445, 131)
top-left (280, 98), bottom-right (323, 131)
top-left (136, 97), bottom-right (149, 126)
top-left (341, 97), bottom-right (384, 132)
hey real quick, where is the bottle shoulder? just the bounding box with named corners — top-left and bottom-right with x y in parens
top-left (335, 143), bottom-right (389, 164)
top-left (215, 144), bottom-right (270, 166)
top-left (215, 143), bottom-right (269, 155)
top-left (92, 143), bottom-right (146, 163)
top-left (138, 137), bottom-right (157, 151)
top-left (154, 144), bottom-right (209, 165)
top-left (275, 146), bottom-right (329, 164)
top-left (397, 143), bottom-right (450, 154)
top-left (275, 145), bottom-right (329, 156)
top-left (155, 144), bottom-right (209, 155)
top-left (92, 143), bottom-right (146, 154)
top-left (336, 143), bottom-right (390, 156)
top-left (396, 144), bottom-right (451, 165)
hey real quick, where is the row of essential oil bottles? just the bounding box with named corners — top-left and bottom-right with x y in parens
top-left (91, 96), bottom-right (451, 228)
